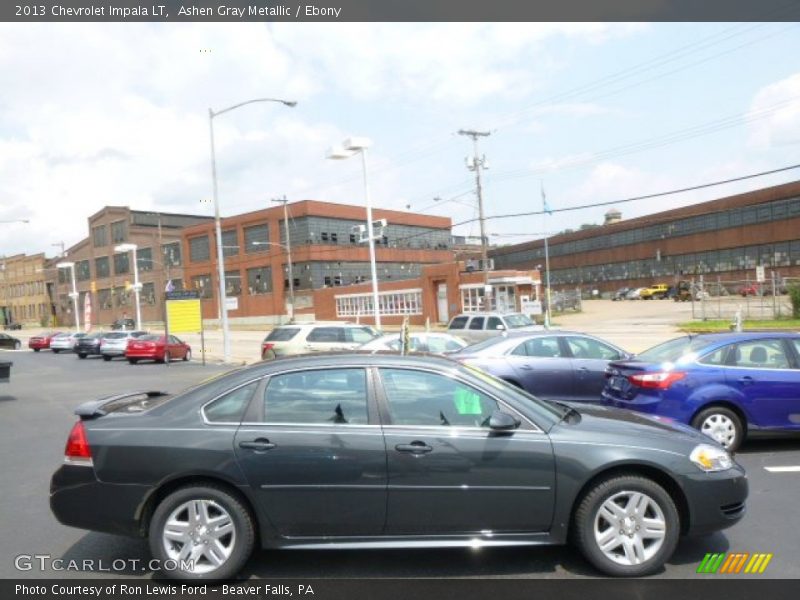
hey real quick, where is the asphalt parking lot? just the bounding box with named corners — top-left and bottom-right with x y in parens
top-left (1, 348), bottom-right (800, 580)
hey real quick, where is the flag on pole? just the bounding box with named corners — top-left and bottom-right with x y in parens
top-left (541, 182), bottom-right (552, 215)
top-left (165, 279), bottom-right (175, 293)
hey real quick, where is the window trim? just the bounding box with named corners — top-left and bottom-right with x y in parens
top-left (200, 377), bottom-right (265, 426)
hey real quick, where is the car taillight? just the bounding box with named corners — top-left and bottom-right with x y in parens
top-left (262, 342), bottom-right (274, 352)
top-left (64, 421), bottom-right (93, 465)
top-left (627, 371), bottom-right (686, 390)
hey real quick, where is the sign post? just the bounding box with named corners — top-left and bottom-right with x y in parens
top-left (166, 290), bottom-right (204, 366)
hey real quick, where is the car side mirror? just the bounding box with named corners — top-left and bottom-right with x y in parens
top-left (489, 410), bottom-right (520, 431)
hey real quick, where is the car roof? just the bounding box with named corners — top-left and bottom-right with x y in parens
top-left (682, 332), bottom-right (800, 342)
top-left (252, 352), bottom-right (459, 373)
top-left (451, 312), bottom-right (525, 318)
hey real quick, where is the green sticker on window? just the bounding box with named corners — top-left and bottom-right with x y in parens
top-left (453, 388), bottom-right (482, 415)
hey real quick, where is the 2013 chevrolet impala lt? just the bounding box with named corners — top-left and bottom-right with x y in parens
top-left (50, 354), bottom-right (747, 580)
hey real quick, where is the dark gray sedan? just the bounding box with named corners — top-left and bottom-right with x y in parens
top-left (50, 354), bottom-right (746, 580)
top-left (454, 331), bottom-right (631, 402)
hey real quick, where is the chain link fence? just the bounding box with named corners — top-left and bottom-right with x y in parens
top-left (691, 274), bottom-right (797, 321)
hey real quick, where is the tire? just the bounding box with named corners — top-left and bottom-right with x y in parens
top-left (52, 349), bottom-right (60, 354)
top-left (163, 351), bottom-right (171, 364)
top-left (148, 484), bottom-right (255, 581)
top-left (128, 358), bottom-right (138, 365)
top-left (78, 353), bottom-right (87, 359)
top-left (14, 342), bottom-right (21, 350)
top-left (184, 349), bottom-right (191, 362)
top-left (102, 355), bottom-right (112, 362)
top-left (691, 406), bottom-right (744, 452)
top-left (33, 348), bottom-right (40, 352)
top-left (573, 475), bottom-right (679, 577)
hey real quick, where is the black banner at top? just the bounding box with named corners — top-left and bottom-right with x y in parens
top-left (3, 0), bottom-right (800, 22)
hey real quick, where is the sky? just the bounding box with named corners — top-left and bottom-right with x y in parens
top-left (1, 21), bottom-right (800, 257)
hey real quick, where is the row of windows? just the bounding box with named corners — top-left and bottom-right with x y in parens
top-left (57, 245), bottom-right (183, 284)
top-left (494, 195), bottom-right (800, 267)
top-left (1, 280), bottom-right (46, 298)
top-left (91, 220), bottom-right (128, 247)
top-left (548, 241), bottom-right (800, 285)
top-left (335, 290), bottom-right (423, 317)
top-left (189, 224), bottom-right (271, 263)
top-left (2, 303), bottom-right (48, 320)
top-left (190, 268), bottom-right (273, 299)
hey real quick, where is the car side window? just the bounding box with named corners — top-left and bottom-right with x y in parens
top-left (205, 381), bottom-right (259, 423)
top-left (567, 337), bottom-right (621, 360)
top-left (487, 316), bottom-right (503, 330)
top-left (468, 317), bottom-right (485, 330)
top-left (379, 368), bottom-right (499, 428)
top-left (448, 316), bottom-right (468, 330)
top-left (510, 341), bottom-right (528, 356)
top-left (524, 337), bottom-right (563, 358)
top-left (346, 327), bottom-right (376, 344)
top-left (793, 340), bottom-right (800, 367)
top-left (734, 339), bottom-right (792, 369)
top-left (307, 327), bottom-right (343, 343)
top-left (263, 368), bottom-right (368, 424)
top-left (698, 345), bottom-right (731, 366)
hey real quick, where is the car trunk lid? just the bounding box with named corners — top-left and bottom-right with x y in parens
top-left (74, 391), bottom-right (171, 419)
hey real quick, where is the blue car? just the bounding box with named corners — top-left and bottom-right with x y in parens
top-left (602, 332), bottom-right (800, 451)
top-left (454, 331), bottom-right (630, 403)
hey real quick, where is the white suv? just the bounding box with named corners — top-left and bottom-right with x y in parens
top-left (261, 322), bottom-right (380, 360)
top-left (447, 312), bottom-right (542, 343)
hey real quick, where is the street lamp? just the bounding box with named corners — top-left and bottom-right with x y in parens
top-left (114, 243), bottom-right (142, 330)
top-left (56, 261), bottom-right (80, 333)
top-left (209, 97), bottom-right (297, 363)
top-left (327, 137), bottom-right (382, 330)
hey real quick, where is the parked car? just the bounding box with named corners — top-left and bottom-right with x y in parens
top-left (74, 331), bottom-right (107, 358)
top-left (611, 287), bottom-right (630, 301)
top-left (673, 281), bottom-right (693, 302)
top-left (100, 331), bottom-right (149, 361)
top-left (359, 332), bottom-right (468, 354)
top-left (602, 332), bottom-right (800, 452)
top-left (111, 318), bottom-right (136, 330)
top-left (50, 332), bottom-right (88, 353)
top-left (639, 284), bottom-right (669, 300)
top-left (447, 312), bottom-right (542, 343)
top-left (737, 283), bottom-right (761, 297)
top-left (125, 334), bottom-right (191, 364)
top-left (3, 322), bottom-right (22, 331)
top-left (50, 353), bottom-right (747, 581)
top-left (625, 288), bottom-right (645, 300)
top-left (260, 322), bottom-right (380, 360)
top-left (454, 331), bottom-right (630, 403)
top-left (28, 331), bottom-right (62, 352)
top-left (0, 333), bottom-right (22, 350)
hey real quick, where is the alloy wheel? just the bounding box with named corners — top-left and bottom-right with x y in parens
top-left (161, 499), bottom-right (236, 575)
top-left (593, 490), bottom-right (667, 566)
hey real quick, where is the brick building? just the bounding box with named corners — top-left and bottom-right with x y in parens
top-left (0, 253), bottom-right (51, 327)
top-left (490, 180), bottom-right (800, 293)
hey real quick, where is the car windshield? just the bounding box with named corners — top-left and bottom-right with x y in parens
top-left (504, 314), bottom-right (534, 328)
top-left (637, 336), bottom-right (715, 363)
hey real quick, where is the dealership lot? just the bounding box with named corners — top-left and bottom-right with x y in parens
top-left (1, 349), bottom-right (799, 579)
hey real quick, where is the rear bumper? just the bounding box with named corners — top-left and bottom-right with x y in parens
top-left (50, 464), bottom-right (149, 538)
top-left (125, 351), bottom-right (161, 360)
top-left (681, 466), bottom-right (748, 535)
top-left (101, 348), bottom-right (127, 356)
top-left (75, 346), bottom-right (102, 355)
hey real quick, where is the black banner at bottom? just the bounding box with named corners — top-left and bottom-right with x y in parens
top-left (3, 579), bottom-right (800, 600)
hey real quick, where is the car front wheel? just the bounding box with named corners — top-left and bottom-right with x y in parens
top-left (14, 341), bottom-right (20, 350)
top-left (184, 349), bottom-right (191, 362)
top-left (573, 475), bottom-right (679, 577)
top-left (691, 406), bottom-right (744, 452)
top-left (148, 485), bottom-right (255, 581)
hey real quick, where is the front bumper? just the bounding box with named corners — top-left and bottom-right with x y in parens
top-left (680, 465), bottom-right (748, 535)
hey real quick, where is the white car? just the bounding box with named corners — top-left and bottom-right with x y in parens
top-left (261, 322), bottom-right (380, 360)
top-left (100, 331), bottom-right (149, 361)
top-left (50, 332), bottom-right (88, 353)
top-left (359, 332), bottom-right (468, 354)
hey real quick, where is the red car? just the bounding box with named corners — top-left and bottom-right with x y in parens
top-left (28, 331), bottom-right (62, 352)
top-left (125, 334), bottom-right (191, 364)
top-left (738, 283), bottom-right (761, 297)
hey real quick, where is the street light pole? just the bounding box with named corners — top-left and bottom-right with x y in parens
top-left (271, 196), bottom-right (295, 322)
top-left (56, 262), bottom-right (80, 333)
top-left (208, 97), bottom-right (297, 363)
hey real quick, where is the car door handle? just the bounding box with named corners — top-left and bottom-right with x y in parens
top-left (239, 439), bottom-right (277, 451)
top-left (738, 376), bottom-right (755, 385)
top-left (518, 364), bottom-right (533, 370)
top-left (395, 441), bottom-right (433, 454)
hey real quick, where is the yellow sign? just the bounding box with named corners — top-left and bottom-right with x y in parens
top-left (90, 281), bottom-right (97, 293)
top-left (166, 299), bottom-right (202, 334)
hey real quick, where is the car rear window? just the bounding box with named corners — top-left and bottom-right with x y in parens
top-left (637, 336), bottom-right (715, 363)
top-left (266, 327), bottom-right (301, 342)
top-left (139, 334), bottom-right (162, 341)
top-left (448, 316), bottom-right (469, 330)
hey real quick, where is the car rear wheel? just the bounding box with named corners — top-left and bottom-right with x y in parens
top-left (691, 406), bottom-right (744, 452)
top-left (128, 358), bottom-right (138, 364)
top-left (163, 351), bottom-right (171, 364)
top-left (14, 341), bottom-right (20, 350)
top-left (148, 485), bottom-right (255, 581)
top-left (77, 353), bottom-right (86, 359)
top-left (573, 475), bottom-right (679, 577)
top-left (102, 355), bottom-right (112, 362)
top-left (52, 349), bottom-right (60, 354)
top-left (33, 348), bottom-right (40, 352)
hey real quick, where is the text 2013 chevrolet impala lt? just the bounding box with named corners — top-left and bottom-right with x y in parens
top-left (50, 354), bottom-right (747, 580)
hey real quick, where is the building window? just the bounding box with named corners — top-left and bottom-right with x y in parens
top-left (169, 279), bottom-right (184, 291)
top-left (113, 252), bottom-right (130, 275)
top-left (162, 242), bottom-right (182, 267)
top-left (321, 232), bottom-right (329, 242)
top-left (92, 225), bottom-right (107, 247)
top-left (141, 282), bottom-right (156, 305)
top-left (192, 275), bottom-right (213, 299)
top-left (350, 233), bottom-right (357, 244)
top-left (225, 271), bottom-right (242, 296)
top-left (244, 224), bottom-right (270, 253)
top-left (76, 260), bottom-right (91, 281)
top-left (113, 286), bottom-right (130, 308)
top-left (330, 232), bottom-right (338, 243)
top-left (189, 236), bottom-right (210, 262)
top-left (222, 229), bottom-right (239, 257)
top-left (137, 247), bottom-right (153, 272)
top-left (111, 220), bottom-right (127, 244)
top-left (335, 289), bottom-right (423, 317)
top-left (94, 257), bottom-right (110, 279)
top-left (461, 286), bottom-right (486, 313)
top-left (247, 267), bottom-right (272, 295)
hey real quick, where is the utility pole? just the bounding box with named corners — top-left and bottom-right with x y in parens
top-left (459, 129), bottom-right (491, 309)
top-left (271, 195), bottom-right (295, 323)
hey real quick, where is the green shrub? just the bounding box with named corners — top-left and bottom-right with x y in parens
top-left (789, 284), bottom-right (800, 318)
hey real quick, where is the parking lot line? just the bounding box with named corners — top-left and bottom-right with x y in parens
top-left (764, 466), bottom-right (800, 473)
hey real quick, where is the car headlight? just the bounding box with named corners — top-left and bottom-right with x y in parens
top-left (690, 444), bottom-right (734, 472)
